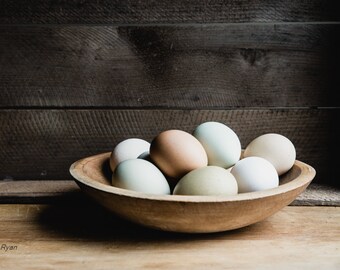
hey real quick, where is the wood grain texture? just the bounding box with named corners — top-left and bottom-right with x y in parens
top-left (0, 180), bottom-right (81, 203)
top-left (0, 109), bottom-right (339, 187)
top-left (290, 184), bottom-right (340, 206)
top-left (0, 180), bottom-right (338, 206)
top-left (69, 152), bottom-right (315, 233)
top-left (0, 24), bottom-right (339, 108)
top-left (0, 0), bottom-right (339, 24)
top-left (0, 204), bottom-right (339, 269)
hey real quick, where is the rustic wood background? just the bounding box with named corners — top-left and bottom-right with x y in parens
top-left (0, 0), bottom-right (339, 187)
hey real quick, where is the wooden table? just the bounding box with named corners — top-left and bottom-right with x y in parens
top-left (0, 181), bottom-right (339, 269)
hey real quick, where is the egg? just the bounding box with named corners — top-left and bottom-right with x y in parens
top-left (150, 129), bottom-right (208, 179)
top-left (110, 138), bottom-right (150, 172)
top-left (173, 166), bottom-right (238, 196)
top-left (112, 159), bottom-right (170, 195)
top-left (244, 133), bottom-right (296, 175)
top-left (193, 121), bottom-right (241, 169)
top-left (231, 157), bottom-right (279, 193)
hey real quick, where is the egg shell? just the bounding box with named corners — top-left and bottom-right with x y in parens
top-left (150, 129), bottom-right (208, 179)
top-left (112, 159), bottom-right (170, 195)
top-left (173, 166), bottom-right (238, 196)
top-left (110, 138), bottom-right (150, 172)
top-left (193, 121), bottom-right (241, 169)
top-left (231, 157), bottom-right (279, 193)
top-left (244, 133), bottom-right (296, 175)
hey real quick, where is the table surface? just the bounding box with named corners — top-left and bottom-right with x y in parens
top-left (0, 202), bottom-right (339, 269)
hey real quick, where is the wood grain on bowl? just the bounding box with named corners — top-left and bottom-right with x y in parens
top-left (70, 152), bottom-right (315, 233)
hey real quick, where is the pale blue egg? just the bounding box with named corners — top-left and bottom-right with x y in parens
top-left (112, 159), bottom-right (170, 195)
top-left (193, 121), bottom-right (241, 169)
top-left (231, 157), bottom-right (279, 193)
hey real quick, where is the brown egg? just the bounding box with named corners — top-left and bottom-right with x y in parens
top-left (150, 129), bottom-right (208, 180)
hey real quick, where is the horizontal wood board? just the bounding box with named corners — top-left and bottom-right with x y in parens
top-left (0, 0), bottom-right (339, 24)
top-left (0, 181), bottom-right (338, 206)
top-left (0, 24), bottom-right (339, 108)
top-left (1, 2), bottom-right (339, 194)
top-left (0, 109), bottom-right (339, 187)
top-left (0, 205), bottom-right (339, 269)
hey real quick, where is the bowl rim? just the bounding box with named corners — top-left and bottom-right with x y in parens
top-left (69, 152), bottom-right (316, 203)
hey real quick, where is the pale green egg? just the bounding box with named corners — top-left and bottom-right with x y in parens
top-left (173, 166), bottom-right (238, 196)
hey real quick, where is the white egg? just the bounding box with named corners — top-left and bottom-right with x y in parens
top-left (110, 138), bottom-right (150, 172)
top-left (231, 157), bottom-right (279, 193)
top-left (244, 133), bottom-right (296, 175)
top-left (173, 166), bottom-right (238, 196)
top-left (193, 121), bottom-right (241, 169)
top-left (112, 159), bottom-right (170, 195)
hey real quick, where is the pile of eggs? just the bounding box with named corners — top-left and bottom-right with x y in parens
top-left (109, 121), bottom-right (296, 196)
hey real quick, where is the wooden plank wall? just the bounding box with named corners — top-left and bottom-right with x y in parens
top-left (0, 1), bottom-right (339, 187)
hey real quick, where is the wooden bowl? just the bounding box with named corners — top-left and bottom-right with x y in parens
top-left (69, 152), bottom-right (315, 233)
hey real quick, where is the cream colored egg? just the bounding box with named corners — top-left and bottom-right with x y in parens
top-left (112, 159), bottom-right (170, 195)
top-left (231, 157), bottom-right (279, 193)
top-left (193, 121), bottom-right (241, 169)
top-left (173, 166), bottom-right (238, 196)
top-left (110, 138), bottom-right (150, 172)
top-left (244, 133), bottom-right (296, 175)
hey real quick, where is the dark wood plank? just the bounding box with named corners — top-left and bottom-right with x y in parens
top-left (0, 24), bottom-right (339, 108)
top-left (0, 109), bottom-right (339, 187)
top-left (290, 184), bottom-right (340, 206)
top-left (0, 0), bottom-right (339, 24)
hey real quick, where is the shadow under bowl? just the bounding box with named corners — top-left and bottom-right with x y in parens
top-left (70, 152), bottom-right (315, 233)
